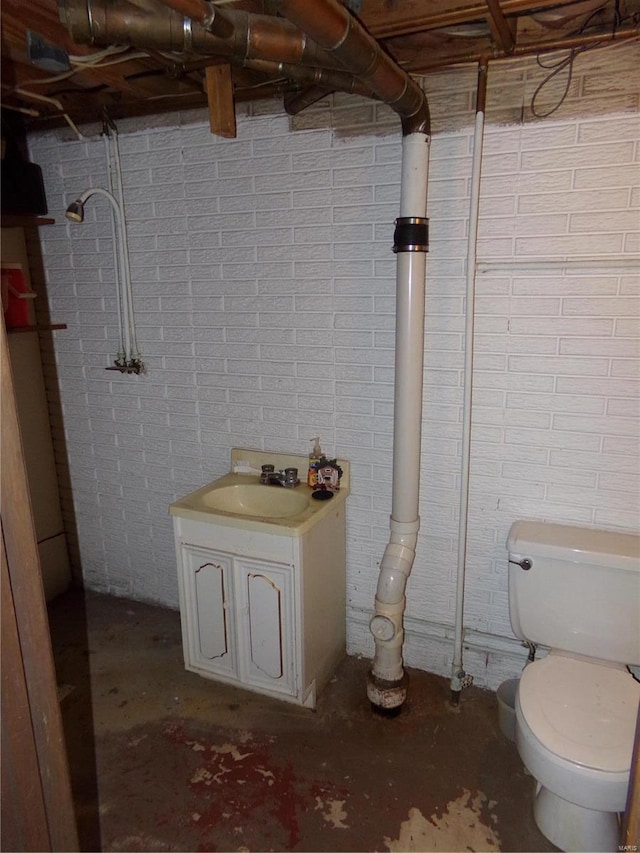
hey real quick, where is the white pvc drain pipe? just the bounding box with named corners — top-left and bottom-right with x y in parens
top-left (367, 131), bottom-right (430, 712)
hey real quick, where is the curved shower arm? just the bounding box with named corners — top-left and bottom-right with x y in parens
top-left (67, 187), bottom-right (132, 362)
top-left (74, 186), bottom-right (120, 215)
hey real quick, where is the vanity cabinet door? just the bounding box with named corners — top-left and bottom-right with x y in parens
top-left (236, 558), bottom-right (296, 698)
top-left (181, 545), bottom-right (237, 679)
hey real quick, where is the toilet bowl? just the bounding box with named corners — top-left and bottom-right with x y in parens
top-left (515, 652), bottom-right (639, 852)
top-left (506, 520), bottom-right (640, 853)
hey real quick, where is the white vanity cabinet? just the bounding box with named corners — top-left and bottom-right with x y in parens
top-left (178, 536), bottom-right (296, 700)
top-left (170, 451), bottom-right (349, 709)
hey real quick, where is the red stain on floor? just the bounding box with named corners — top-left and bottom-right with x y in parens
top-left (158, 719), bottom-right (348, 851)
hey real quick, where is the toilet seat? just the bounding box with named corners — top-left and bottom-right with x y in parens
top-left (518, 654), bottom-right (640, 773)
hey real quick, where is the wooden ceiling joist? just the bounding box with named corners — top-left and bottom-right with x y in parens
top-left (484, 0), bottom-right (517, 54)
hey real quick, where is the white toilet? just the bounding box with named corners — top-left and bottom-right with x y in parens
top-left (507, 520), bottom-right (640, 853)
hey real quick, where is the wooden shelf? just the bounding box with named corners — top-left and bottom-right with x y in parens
top-left (1, 215), bottom-right (55, 228)
top-left (6, 324), bottom-right (67, 334)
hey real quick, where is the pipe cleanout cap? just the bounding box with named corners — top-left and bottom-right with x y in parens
top-left (393, 217), bottom-right (429, 253)
top-left (370, 614), bottom-right (396, 641)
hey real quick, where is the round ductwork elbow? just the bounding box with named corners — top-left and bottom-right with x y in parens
top-left (401, 97), bottom-right (431, 137)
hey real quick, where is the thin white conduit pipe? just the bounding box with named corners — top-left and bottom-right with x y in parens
top-left (451, 62), bottom-right (488, 704)
top-left (478, 258), bottom-right (640, 271)
top-left (104, 134), bottom-right (131, 366)
top-left (367, 131), bottom-right (430, 711)
top-left (109, 201), bottom-right (128, 363)
top-left (103, 134), bottom-right (128, 364)
top-left (107, 130), bottom-right (142, 362)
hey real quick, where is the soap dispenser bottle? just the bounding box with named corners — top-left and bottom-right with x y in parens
top-left (307, 436), bottom-right (323, 487)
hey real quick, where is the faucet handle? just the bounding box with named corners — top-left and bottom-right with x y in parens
top-left (260, 464), bottom-right (274, 484)
top-left (283, 467), bottom-right (299, 486)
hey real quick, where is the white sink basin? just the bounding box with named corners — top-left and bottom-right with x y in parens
top-left (201, 483), bottom-right (308, 518)
top-left (169, 450), bottom-right (350, 536)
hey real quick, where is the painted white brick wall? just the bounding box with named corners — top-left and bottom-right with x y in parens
top-left (28, 44), bottom-right (639, 689)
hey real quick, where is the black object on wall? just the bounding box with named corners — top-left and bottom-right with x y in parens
top-left (1, 110), bottom-right (48, 217)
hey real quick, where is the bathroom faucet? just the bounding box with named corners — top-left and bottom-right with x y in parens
top-left (259, 465), bottom-right (299, 488)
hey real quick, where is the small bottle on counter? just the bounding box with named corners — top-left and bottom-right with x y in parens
top-left (307, 436), bottom-right (323, 487)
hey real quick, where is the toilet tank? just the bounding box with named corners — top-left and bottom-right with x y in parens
top-left (507, 521), bottom-right (640, 665)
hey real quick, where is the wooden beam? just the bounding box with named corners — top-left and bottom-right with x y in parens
top-left (485, 0), bottom-right (516, 54)
top-left (0, 315), bottom-right (79, 852)
top-left (361, 0), bottom-right (587, 38)
top-left (389, 23), bottom-right (639, 75)
top-left (1, 540), bottom-right (51, 853)
top-left (25, 77), bottom-right (302, 128)
top-left (205, 63), bottom-right (237, 138)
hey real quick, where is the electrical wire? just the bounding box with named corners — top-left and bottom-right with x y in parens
top-left (530, 48), bottom-right (583, 118)
top-left (11, 87), bottom-right (85, 138)
top-left (17, 69), bottom-right (78, 87)
top-left (68, 45), bottom-right (132, 63)
top-left (530, 3), bottom-right (634, 118)
top-left (1, 102), bottom-right (40, 117)
top-left (11, 88), bottom-right (65, 108)
top-left (73, 50), bottom-right (150, 68)
top-left (10, 46), bottom-right (151, 139)
top-left (14, 49), bottom-right (151, 90)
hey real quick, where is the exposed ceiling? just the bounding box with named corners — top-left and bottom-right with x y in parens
top-left (1, 0), bottom-right (638, 134)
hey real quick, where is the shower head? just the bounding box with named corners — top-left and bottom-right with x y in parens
top-left (65, 199), bottom-right (85, 222)
top-left (65, 188), bottom-right (121, 223)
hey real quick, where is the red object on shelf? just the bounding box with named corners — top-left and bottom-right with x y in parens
top-left (1, 264), bottom-right (36, 328)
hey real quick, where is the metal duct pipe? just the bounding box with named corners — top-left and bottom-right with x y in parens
top-left (273, 0), bottom-right (430, 135)
top-left (243, 59), bottom-right (376, 102)
top-left (283, 86), bottom-right (334, 116)
top-left (59, 0), bottom-right (430, 134)
top-left (60, 0), bottom-right (344, 71)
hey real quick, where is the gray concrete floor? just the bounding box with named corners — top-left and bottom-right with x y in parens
top-left (48, 589), bottom-right (557, 852)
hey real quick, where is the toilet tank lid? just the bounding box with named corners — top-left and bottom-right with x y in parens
top-left (507, 521), bottom-right (640, 572)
